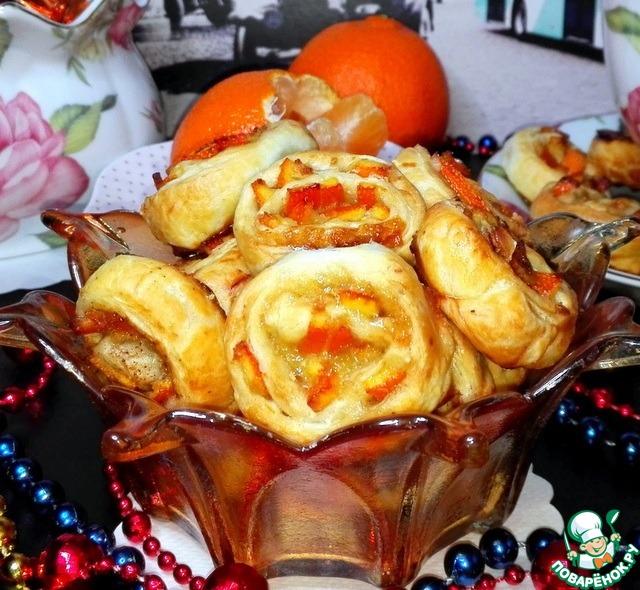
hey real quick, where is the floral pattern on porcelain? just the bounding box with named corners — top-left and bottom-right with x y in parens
top-left (623, 86), bottom-right (640, 145)
top-left (0, 0), bottom-right (164, 253)
top-left (0, 92), bottom-right (90, 241)
top-left (603, 4), bottom-right (640, 144)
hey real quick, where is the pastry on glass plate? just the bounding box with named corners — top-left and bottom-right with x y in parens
top-left (531, 177), bottom-right (640, 275)
top-left (74, 254), bottom-right (234, 410)
top-left (586, 129), bottom-right (640, 190)
top-left (500, 126), bottom-right (587, 204)
top-left (233, 150), bottom-right (426, 274)
top-left (224, 244), bottom-right (452, 445)
top-left (141, 120), bottom-right (318, 251)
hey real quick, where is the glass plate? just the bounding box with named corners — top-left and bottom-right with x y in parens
top-left (478, 112), bottom-right (640, 302)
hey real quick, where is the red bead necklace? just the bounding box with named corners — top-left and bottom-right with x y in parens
top-left (0, 350), bottom-right (634, 590)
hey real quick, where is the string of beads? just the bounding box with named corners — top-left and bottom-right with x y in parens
top-left (1, 349), bottom-right (639, 589)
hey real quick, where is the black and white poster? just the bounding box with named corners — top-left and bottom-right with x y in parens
top-left (133, 0), bottom-right (616, 142)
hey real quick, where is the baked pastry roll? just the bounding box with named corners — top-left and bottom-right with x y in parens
top-left (141, 120), bottom-right (318, 251)
top-left (501, 126), bottom-right (588, 203)
top-left (427, 287), bottom-right (527, 415)
top-left (392, 145), bottom-right (455, 208)
top-left (224, 244), bottom-right (452, 445)
top-left (531, 178), bottom-right (640, 275)
top-left (414, 154), bottom-right (578, 369)
top-left (178, 237), bottom-right (252, 315)
top-left (587, 130), bottom-right (640, 190)
top-left (74, 255), bottom-right (233, 410)
top-left (233, 151), bottom-right (426, 274)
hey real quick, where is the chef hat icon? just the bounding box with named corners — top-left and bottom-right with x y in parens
top-left (568, 511), bottom-right (605, 544)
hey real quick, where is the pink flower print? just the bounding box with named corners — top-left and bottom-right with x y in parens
top-left (108, 3), bottom-right (145, 49)
top-left (0, 92), bottom-right (89, 242)
top-left (622, 86), bottom-right (640, 145)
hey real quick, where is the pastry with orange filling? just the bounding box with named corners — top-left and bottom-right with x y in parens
top-left (531, 177), bottom-right (640, 275)
top-left (224, 244), bottom-right (452, 445)
top-left (178, 237), bottom-right (252, 315)
top-left (586, 130), bottom-right (640, 190)
top-left (392, 145), bottom-right (455, 208)
top-left (141, 120), bottom-right (317, 251)
top-left (74, 255), bottom-right (233, 410)
top-left (414, 153), bottom-right (578, 369)
top-left (500, 126), bottom-right (588, 204)
top-left (424, 287), bottom-right (526, 415)
top-left (233, 151), bottom-right (426, 274)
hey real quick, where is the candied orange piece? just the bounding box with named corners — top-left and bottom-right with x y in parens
top-left (252, 178), bottom-right (275, 208)
top-left (561, 149), bottom-right (587, 176)
top-left (277, 157), bottom-right (314, 187)
top-left (340, 290), bottom-right (380, 316)
top-left (365, 369), bottom-right (407, 402)
top-left (233, 342), bottom-right (270, 399)
top-left (307, 370), bottom-right (339, 412)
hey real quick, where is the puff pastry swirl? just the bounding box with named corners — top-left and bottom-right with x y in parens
top-left (427, 287), bottom-right (526, 414)
top-left (501, 126), bottom-right (587, 203)
top-left (233, 151), bottom-right (426, 274)
top-left (224, 244), bottom-right (452, 445)
top-left (392, 145), bottom-right (455, 208)
top-left (587, 130), bottom-right (640, 190)
top-left (178, 237), bottom-right (252, 315)
top-left (141, 120), bottom-right (318, 250)
top-left (414, 155), bottom-right (578, 369)
top-left (74, 255), bottom-right (233, 410)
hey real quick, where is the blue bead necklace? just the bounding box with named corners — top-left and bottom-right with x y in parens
top-left (1, 351), bottom-right (639, 589)
top-left (555, 383), bottom-right (640, 467)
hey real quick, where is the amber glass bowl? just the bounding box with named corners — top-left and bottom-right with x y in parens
top-left (2, 210), bottom-right (640, 587)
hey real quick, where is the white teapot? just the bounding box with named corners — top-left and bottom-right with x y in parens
top-left (0, 0), bottom-right (164, 248)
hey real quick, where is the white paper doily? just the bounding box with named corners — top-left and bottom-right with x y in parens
top-left (115, 467), bottom-right (562, 589)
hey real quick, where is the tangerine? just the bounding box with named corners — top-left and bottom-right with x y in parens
top-left (170, 69), bottom-right (388, 165)
top-left (170, 69), bottom-right (289, 165)
top-left (289, 15), bottom-right (449, 149)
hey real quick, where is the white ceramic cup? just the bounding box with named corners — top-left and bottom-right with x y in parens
top-left (602, 0), bottom-right (640, 143)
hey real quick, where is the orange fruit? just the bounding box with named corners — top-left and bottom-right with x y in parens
top-left (170, 68), bottom-right (388, 165)
top-left (171, 69), bottom-right (288, 164)
top-left (289, 15), bottom-right (449, 149)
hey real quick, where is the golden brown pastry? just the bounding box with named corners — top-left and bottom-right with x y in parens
top-left (414, 154), bottom-right (578, 369)
top-left (426, 288), bottom-right (498, 415)
top-left (501, 126), bottom-right (588, 203)
top-left (224, 244), bottom-right (452, 445)
top-left (141, 120), bottom-right (318, 251)
top-left (178, 237), bottom-right (252, 315)
top-left (233, 150), bottom-right (426, 274)
top-left (392, 145), bottom-right (455, 208)
top-left (74, 255), bottom-right (234, 410)
top-left (435, 310), bottom-right (528, 413)
top-left (531, 177), bottom-right (640, 275)
top-left (586, 130), bottom-right (640, 190)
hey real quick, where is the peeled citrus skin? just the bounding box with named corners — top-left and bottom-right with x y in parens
top-left (170, 69), bottom-right (289, 165)
top-left (170, 67), bottom-right (389, 163)
top-left (289, 16), bottom-right (450, 149)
